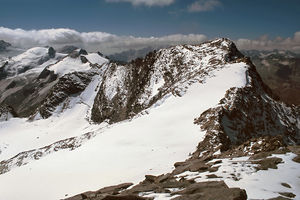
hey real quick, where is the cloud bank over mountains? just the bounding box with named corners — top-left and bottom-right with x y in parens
top-left (236, 32), bottom-right (300, 52)
top-left (0, 27), bottom-right (299, 55)
top-left (0, 27), bottom-right (207, 54)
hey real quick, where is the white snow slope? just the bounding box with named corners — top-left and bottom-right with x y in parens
top-left (2, 47), bottom-right (66, 76)
top-left (48, 53), bottom-right (108, 76)
top-left (0, 60), bottom-right (248, 199)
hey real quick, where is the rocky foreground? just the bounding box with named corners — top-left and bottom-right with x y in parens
top-left (65, 144), bottom-right (299, 200)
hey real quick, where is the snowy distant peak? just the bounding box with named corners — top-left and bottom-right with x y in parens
top-left (0, 45), bottom-right (109, 119)
top-left (0, 46), bottom-right (66, 79)
top-left (91, 38), bottom-right (245, 124)
top-left (0, 45), bottom-right (109, 79)
top-left (46, 49), bottom-right (108, 76)
top-left (27, 49), bottom-right (109, 119)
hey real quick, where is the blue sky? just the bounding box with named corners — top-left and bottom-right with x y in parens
top-left (0, 0), bottom-right (299, 53)
top-left (0, 0), bottom-right (299, 39)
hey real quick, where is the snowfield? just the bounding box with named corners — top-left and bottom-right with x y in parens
top-left (48, 53), bottom-right (108, 76)
top-left (0, 62), bottom-right (248, 200)
top-left (2, 47), bottom-right (66, 76)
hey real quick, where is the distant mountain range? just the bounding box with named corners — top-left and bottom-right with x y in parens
top-left (242, 49), bottom-right (300, 105)
top-left (107, 46), bottom-right (157, 63)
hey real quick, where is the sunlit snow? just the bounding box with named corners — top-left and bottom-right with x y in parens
top-left (0, 62), bottom-right (248, 200)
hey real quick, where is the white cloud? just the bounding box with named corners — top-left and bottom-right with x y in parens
top-left (0, 27), bottom-right (207, 54)
top-left (1, 27), bottom-right (299, 55)
top-left (235, 32), bottom-right (300, 52)
top-left (105, 0), bottom-right (175, 6)
top-left (188, 0), bottom-right (221, 12)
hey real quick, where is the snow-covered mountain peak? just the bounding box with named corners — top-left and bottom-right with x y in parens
top-left (91, 38), bottom-right (244, 124)
top-left (0, 38), bottom-right (299, 200)
top-left (0, 46), bottom-right (66, 79)
top-left (47, 52), bottom-right (108, 76)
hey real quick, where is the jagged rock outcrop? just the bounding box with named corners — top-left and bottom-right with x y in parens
top-left (0, 104), bottom-right (17, 122)
top-left (58, 45), bottom-right (78, 54)
top-left (48, 47), bottom-right (56, 58)
top-left (193, 57), bottom-right (300, 158)
top-left (69, 48), bottom-right (88, 58)
top-left (91, 38), bottom-right (300, 154)
top-left (242, 49), bottom-right (300, 105)
top-left (35, 71), bottom-right (97, 119)
top-left (92, 38), bottom-right (244, 123)
top-left (65, 179), bottom-right (247, 200)
top-left (0, 40), bottom-right (11, 52)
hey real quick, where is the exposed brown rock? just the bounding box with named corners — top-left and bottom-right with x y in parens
top-left (65, 183), bottom-right (134, 200)
top-left (278, 192), bottom-right (296, 198)
top-left (252, 157), bottom-right (283, 171)
top-left (101, 195), bottom-right (148, 200)
top-left (292, 155), bottom-right (300, 163)
top-left (281, 182), bottom-right (292, 188)
top-left (173, 181), bottom-right (247, 200)
top-left (268, 196), bottom-right (291, 200)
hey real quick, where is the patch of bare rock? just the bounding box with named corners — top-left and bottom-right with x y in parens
top-left (65, 179), bottom-right (246, 200)
top-left (65, 144), bottom-right (300, 200)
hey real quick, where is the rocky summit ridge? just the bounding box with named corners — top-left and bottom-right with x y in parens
top-left (0, 38), bottom-right (299, 200)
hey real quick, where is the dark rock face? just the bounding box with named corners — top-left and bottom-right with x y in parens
top-left (48, 47), bottom-right (56, 58)
top-left (0, 72), bottom-right (58, 117)
top-left (58, 45), bottom-right (78, 54)
top-left (79, 49), bottom-right (88, 55)
top-left (5, 80), bottom-right (16, 89)
top-left (0, 104), bottom-right (17, 121)
top-left (91, 52), bottom-right (157, 123)
top-left (97, 51), bottom-right (104, 57)
top-left (0, 61), bottom-right (9, 80)
top-left (70, 49), bottom-right (88, 58)
top-left (91, 38), bottom-right (244, 124)
top-left (0, 55), bottom-right (67, 117)
top-left (193, 57), bottom-right (300, 158)
top-left (38, 68), bottom-right (57, 81)
top-left (173, 181), bottom-right (247, 200)
top-left (0, 40), bottom-right (11, 52)
top-left (80, 55), bottom-right (88, 63)
top-left (36, 71), bottom-right (96, 119)
top-left (242, 50), bottom-right (300, 105)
